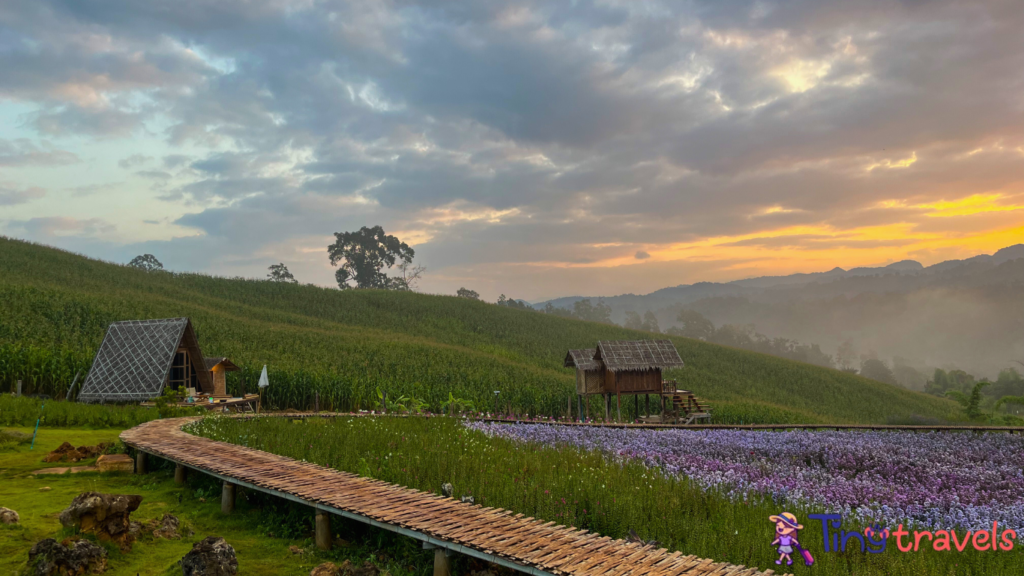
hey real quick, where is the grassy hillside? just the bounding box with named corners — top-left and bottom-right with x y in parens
top-left (0, 237), bottom-right (963, 424)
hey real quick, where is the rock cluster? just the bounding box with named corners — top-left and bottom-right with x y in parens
top-left (28, 538), bottom-right (108, 576)
top-left (180, 536), bottom-right (238, 576)
top-left (43, 442), bottom-right (113, 463)
top-left (0, 507), bottom-right (18, 525)
top-left (129, 513), bottom-right (189, 540)
top-left (58, 492), bottom-right (143, 552)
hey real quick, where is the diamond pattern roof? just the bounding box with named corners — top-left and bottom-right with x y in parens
top-left (78, 318), bottom-right (197, 402)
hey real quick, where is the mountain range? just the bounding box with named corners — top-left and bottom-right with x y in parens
top-left (536, 245), bottom-right (1024, 380)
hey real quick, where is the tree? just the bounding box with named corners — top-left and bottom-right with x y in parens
top-left (497, 294), bottom-right (531, 310)
top-left (542, 303), bottom-right (574, 318)
top-left (672, 309), bottom-right (715, 340)
top-left (327, 226), bottom-right (415, 290)
top-left (267, 263), bottom-right (297, 283)
top-left (641, 311), bottom-right (660, 333)
top-left (128, 254), bottom-right (163, 272)
top-left (946, 381), bottom-right (990, 420)
top-left (572, 298), bottom-right (612, 323)
top-left (836, 340), bottom-right (857, 371)
top-left (623, 311), bottom-right (643, 330)
top-left (860, 358), bottom-right (897, 385)
top-left (456, 287), bottom-right (480, 300)
top-left (389, 262), bottom-right (425, 291)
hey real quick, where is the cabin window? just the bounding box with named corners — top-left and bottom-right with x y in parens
top-left (168, 350), bottom-right (191, 391)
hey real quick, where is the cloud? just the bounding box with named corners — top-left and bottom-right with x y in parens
top-left (118, 154), bottom-right (152, 169)
top-left (8, 216), bottom-right (114, 238)
top-left (1, 0), bottom-right (1022, 300)
top-left (0, 139), bottom-right (79, 166)
top-left (0, 184), bottom-right (46, 205)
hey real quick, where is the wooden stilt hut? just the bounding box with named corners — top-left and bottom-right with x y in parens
top-left (565, 340), bottom-right (707, 423)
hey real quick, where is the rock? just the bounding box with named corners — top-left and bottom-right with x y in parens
top-left (96, 454), bottom-right (133, 473)
top-left (441, 483), bottom-right (453, 497)
top-left (339, 560), bottom-right (379, 576)
top-left (58, 492), bottom-right (143, 552)
top-left (39, 487), bottom-right (51, 492)
top-left (310, 563), bottom-right (340, 576)
top-left (28, 538), bottom-right (108, 576)
top-left (44, 442), bottom-right (113, 463)
top-left (153, 513), bottom-right (182, 540)
top-left (180, 537), bottom-right (238, 576)
top-left (288, 545), bottom-right (304, 555)
top-left (0, 507), bottom-right (19, 524)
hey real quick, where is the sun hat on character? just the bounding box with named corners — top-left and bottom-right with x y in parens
top-left (769, 512), bottom-right (803, 530)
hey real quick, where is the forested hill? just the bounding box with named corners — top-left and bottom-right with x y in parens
top-left (0, 236), bottom-right (962, 424)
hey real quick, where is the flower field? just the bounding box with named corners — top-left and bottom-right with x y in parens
top-left (194, 415), bottom-right (1024, 575)
top-left (469, 423), bottom-right (1024, 532)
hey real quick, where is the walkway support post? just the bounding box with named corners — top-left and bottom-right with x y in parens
top-left (315, 510), bottom-right (332, 550)
top-left (135, 451), bottom-right (146, 474)
top-left (221, 481), bottom-right (235, 514)
top-left (424, 543), bottom-right (451, 576)
top-left (175, 464), bottom-right (187, 484)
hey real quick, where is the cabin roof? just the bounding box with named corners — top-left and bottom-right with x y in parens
top-left (204, 357), bottom-right (240, 371)
top-left (595, 339), bottom-right (684, 372)
top-left (78, 317), bottom-right (213, 402)
top-left (564, 349), bottom-right (600, 371)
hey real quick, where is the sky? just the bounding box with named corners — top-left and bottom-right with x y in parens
top-left (1, 0), bottom-right (1022, 302)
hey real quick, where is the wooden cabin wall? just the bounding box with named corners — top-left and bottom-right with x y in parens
top-left (212, 365), bottom-right (227, 396)
top-left (604, 368), bottom-right (662, 394)
top-left (577, 370), bottom-right (606, 394)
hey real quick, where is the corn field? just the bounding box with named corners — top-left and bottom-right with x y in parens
top-left (0, 236), bottom-right (965, 424)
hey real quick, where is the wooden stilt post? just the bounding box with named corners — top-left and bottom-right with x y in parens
top-left (315, 510), bottom-right (332, 550)
top-left (174, 464), bottom-right (187, 484)
top-left (577, 395), bottom-right (582, 422)
top-left (585, 395), bottom-right (590, 421)
top-left (634, 395), bottom-right (638, 421)
top-left (433, 548), bottom-right (451, 576)
top-left (616, 393), bottom-right (621, 423)
top-left (645, 394), bottom-right (650, 416)
top-left (135, 451), bottom-right (147, 474)
top-left (221, 481), bottom-right (235, 514)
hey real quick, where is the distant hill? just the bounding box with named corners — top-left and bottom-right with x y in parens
top-left (0, 236), bottom-right (962, 425)
top-left (535, 245), bottom-right (1024, 379)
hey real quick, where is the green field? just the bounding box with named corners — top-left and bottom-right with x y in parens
top-left (194, 416), bottom-right (1020, 576)
top-left (0, 236), bottom-right (963, 424)
top-left (0, 425), bottom-right (443, 575)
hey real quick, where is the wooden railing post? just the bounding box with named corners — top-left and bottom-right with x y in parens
top-left (221, 482), bottom-right (235, 514)
top-left (315, 510), bottom-right (332, 550)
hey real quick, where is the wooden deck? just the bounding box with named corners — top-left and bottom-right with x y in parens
top-left (121, 417), bottom-right (780, 576)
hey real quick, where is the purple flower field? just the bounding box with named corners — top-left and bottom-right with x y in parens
top-left (467, 422), bottom-right (1024, 531)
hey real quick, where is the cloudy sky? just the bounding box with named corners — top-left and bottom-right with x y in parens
top-left (2, 0), bottom-right (1022, 301)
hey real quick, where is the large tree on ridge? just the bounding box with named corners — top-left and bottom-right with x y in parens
top-left (328, 225), bottom-right (415, 290)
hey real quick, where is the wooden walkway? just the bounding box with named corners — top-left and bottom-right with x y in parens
top-left (121, 417), bottom-right (779, 576)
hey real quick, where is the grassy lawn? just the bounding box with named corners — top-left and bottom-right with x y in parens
top-left (0, 426), bottom-right (437, 576)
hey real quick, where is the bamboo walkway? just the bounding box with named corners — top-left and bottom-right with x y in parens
top-left (121, 417), bottom-right (780, 576)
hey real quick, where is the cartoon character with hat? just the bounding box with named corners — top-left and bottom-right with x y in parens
top-left (770, 512), bottom-right (813, 566)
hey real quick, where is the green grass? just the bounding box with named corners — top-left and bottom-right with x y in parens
top-left (193, 414), bottom-right (1024, 573)
top-left (193, 416), bottom-right (1022, 576)
top-left (0, 236), bottom-right (964, 424)
top-left (0, 425), bottom-right (449, 576)
top-left (0, 395), bottom-right (166, 428)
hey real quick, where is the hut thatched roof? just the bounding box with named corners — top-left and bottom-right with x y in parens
top-left (595, 340), bottom-right (684, 372)
top-left (78, 317), bottom-right (213, 402)
top-left (564, 349), bottom-right (600, 371)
